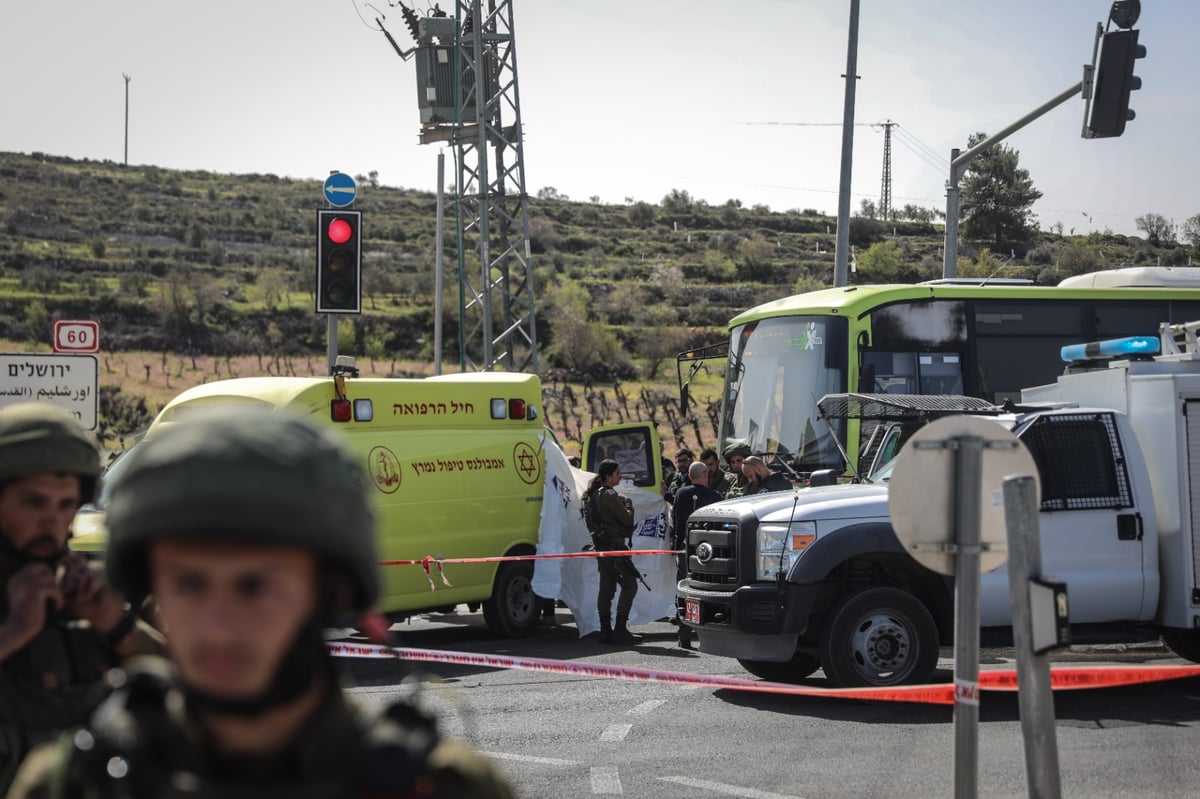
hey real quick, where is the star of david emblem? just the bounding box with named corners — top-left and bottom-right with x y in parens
top-left (512, 442), bottom-right (542, 485)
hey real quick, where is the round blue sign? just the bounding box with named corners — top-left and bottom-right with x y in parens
top-left (323, 172), bottom-right (357, 208)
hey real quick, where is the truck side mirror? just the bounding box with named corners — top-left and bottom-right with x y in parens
top-left (809, 469), bottom-right (838, 487)
top-left (680, 383), bottom-right (691, 416)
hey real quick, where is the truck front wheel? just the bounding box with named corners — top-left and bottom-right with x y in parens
top-left (483, 560), bottom-right (538, 637)
top-left (738, 653), bottom-right (820, 683)
top-left (818, 587), bottom-right (939, 687)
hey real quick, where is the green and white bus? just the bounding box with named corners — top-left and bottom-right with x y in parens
top-left (709, 267), bottom-right (1200, 475)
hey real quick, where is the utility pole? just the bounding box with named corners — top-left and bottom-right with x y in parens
top-left (879, 119), bottom-right (895, 222)
top-left (122, 73), bottom-right (131, 167)
top-left (378, 1), bottom-right (537, 373)
top-left (833, 0), bottom-right (861, 288)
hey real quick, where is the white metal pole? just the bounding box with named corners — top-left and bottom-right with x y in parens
top-left (1003, 475), bottom-right (1062, 799)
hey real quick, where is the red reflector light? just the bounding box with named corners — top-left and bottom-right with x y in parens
top-left (330, 399), bottom-right (353, 422)
top-left (509, 398), bottom-right (526, 420)
top-left (327, 218), bottom-right (353, 244)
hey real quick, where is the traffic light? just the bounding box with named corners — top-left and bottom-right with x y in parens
top-left (1087, 28), bottom-right (1145, 139)
top-left (316, 209), bottom-right (362, 314)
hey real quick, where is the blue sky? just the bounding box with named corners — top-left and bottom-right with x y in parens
top-left (3, 1), bottom-right (1196, 237)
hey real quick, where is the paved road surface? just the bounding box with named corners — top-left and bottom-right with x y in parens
top-left (334, 609), bottom-right (1200, 798)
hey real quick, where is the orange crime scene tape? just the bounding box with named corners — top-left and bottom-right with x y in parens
top-left (327, 642), bottom-right (1200, 704)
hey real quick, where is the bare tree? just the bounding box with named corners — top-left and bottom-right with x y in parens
top-left (1135, 213), bottom-right (1176, 246)
top-left (1181, 214), bottom-right (1200, 251)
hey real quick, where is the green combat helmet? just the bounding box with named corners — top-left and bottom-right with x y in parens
top-left (0, 402), bottom-right (100, 502)
top-left (722, 443), bottom-right (752, 463)
top-left (104, 410), bottom-right (379, 611)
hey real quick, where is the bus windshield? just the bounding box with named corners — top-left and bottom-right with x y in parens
top-left (721, 315), bottom-right (847, 473)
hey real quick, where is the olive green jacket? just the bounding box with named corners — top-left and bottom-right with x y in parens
top-left (591, 486), bottom-right (634, 550)
top-left (8, 656), bottom-right (514, 799)
top-left (0, 558), bottom-right (160, 796)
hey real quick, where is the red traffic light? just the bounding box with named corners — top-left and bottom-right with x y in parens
top-left (316, 209), bottom-right (362, 314)
top-left (327, 217), bottom-right (353, 244)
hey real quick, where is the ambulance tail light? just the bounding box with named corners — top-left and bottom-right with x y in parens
top-left (491, 398), bottom-right (507, 419)
top-left (508, 398), bottom-right (526, 420)
top-left (330, 399), bottom-right (353, 422)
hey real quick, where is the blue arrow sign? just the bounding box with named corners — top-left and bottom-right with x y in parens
top-left (323, 172), bottom-right (357, 208)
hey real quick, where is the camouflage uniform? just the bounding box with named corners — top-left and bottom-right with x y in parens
top-left (0, 404), bottom-right (128, 794)
top-left (588, 485), bottom-right (638, 643)
top-left (710, 469), bottom-right (737, 497)
top-left (719, 444), bottom-right (752, 497)
top-left (9, 411), bottom-right (514, 799)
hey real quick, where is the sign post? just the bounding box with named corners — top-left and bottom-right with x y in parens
top-left (0, 353), bottom-right (100, 430)
top-left (320, 171), bottom-right (359, 374)
top-left (889, 416), bottom-right (1038, 799)
top-left (1003, 474), bottom-right (1064, 799)
top-left (53, 320), bottom-right (100, 354)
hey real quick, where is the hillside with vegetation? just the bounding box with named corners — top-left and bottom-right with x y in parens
top-left (2, 150), bottom-right (1196, 451)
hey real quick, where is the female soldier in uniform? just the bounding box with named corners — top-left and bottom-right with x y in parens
top-left (583, 459), bottom-right (639, 645)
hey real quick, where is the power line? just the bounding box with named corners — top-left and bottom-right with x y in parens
top-left (894, 124), bottom-right (949, 170)
top-left (741, 121), bottom-right (875, 127)
top-left (892, 133), bottom-right (951, 176)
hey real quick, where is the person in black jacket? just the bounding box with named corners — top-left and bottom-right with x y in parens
top-left (741, 456), bottom-right (795, 494)
top-left (664, 449), bottom-right (695, 506)
top-left (671, 462), bottom-right (724, 649)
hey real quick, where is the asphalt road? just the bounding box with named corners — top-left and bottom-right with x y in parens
top-left (333, 609), bottom-right (1200, 798)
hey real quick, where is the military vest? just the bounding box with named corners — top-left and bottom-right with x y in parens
top-left (48, 658), bottom-right (444, 799)
top-left (0, 565), bottom-right (116, 793)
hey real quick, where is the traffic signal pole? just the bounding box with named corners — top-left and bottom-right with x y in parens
top-left (327, 314), bottom-right (338, 376)
top-left (942, 79), bottom-right (1083, 279)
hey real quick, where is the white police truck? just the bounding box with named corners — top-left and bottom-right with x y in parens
top-left (676, 322), bottom-right (1200, 687)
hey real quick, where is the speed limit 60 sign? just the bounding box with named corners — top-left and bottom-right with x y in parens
top-left (53, 320), bottom-right (100, 354)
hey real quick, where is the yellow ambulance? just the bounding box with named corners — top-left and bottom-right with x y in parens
top-left (71, 363), bottom-right (662, 637)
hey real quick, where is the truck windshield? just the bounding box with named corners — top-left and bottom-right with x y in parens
top-left (721, 316), bottom-right (848, 472)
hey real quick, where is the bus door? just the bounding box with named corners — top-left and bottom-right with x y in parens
top-left (859, 351), bottom-right (965, 396)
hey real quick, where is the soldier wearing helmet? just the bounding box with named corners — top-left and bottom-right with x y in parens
top-left (0, 403), bottom-right (152, 794)
top-left (9, 410), bottom-right (514, 799)
top-left (719, 443), bottom-right (753, 497)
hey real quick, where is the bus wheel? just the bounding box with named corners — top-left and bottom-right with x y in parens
top-left (818, 587), bottom-right (938, 687)
top-left (483, 560), bottom-right (538, 637)
top-left (738, 652), bottom-right (820, 683)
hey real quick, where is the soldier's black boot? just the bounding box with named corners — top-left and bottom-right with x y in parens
top-left (599, 617), bottom-right (613, 643)
top-left (611, 617), bottom-right (640, 645)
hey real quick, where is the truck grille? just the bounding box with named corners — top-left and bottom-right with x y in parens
top-left (687, 520), bottom-right (739, 587)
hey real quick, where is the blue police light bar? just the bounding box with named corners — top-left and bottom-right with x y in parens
top-left (1061, 336), bottom-right (1160, 363)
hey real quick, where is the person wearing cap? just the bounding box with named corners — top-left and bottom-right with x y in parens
top-left (719, 444), bottom-right (752, 497)
top-left (8, 410), bottom-right (514, 799)
top-left (0, 403), bottom-right (154, 794)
